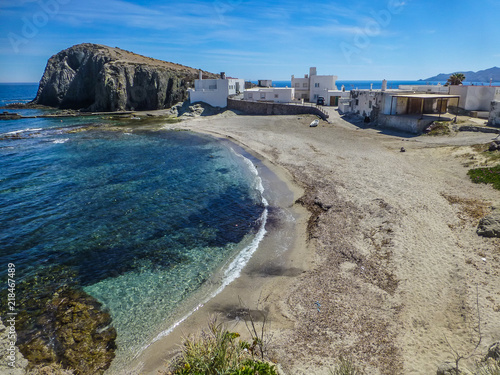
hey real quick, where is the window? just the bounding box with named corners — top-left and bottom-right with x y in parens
top-left (314, 94), bottom-right (318, 100)
top-left (260, 93), bottom-right (266, 99)
top-left (274, 94), bottom-right (279, 98)
top-left (301, 94), bottom-right (308, 99)
top-left (369, 100), bottom-right (372, 109)
top-left (303, 83), bottom-right (308, 88)
top-left (295, 83), bottom-right (300, 87)
top-left (248, 93), bottom-right (253, 99)
top-left (355, 99), bottom-right (359, 105)
top-left (209, 84), bottom-right (217, 90)
top-left (315, 83), bottom-right (320, 88)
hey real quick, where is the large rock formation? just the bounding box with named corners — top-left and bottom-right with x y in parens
top-left (32, 43), bottom-right (218, 112)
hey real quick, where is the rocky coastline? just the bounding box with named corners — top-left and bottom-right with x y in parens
top-left (30, 43), bottom-right (218, 112)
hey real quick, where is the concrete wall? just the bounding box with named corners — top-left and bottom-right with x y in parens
top-left (489, 101), bottom-right (500, 127)
top-left (378, 114), bottom-right (434, 134)
top-left (338, 98), bottom-right (351, 114)
top-left (449, 86), bottom-right (500, 111)
top-left (227, 98), bottom-right (328, 121)
top-left (243, 88), bottom-right (295, 103)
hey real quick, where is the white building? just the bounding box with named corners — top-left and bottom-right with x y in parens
top-left (244, 87), bottom-right (295, 103)
top-left (347, 88), bottom-right (460, 133)
top-left (291, 67), bottom-right (338, 103)
top-left (188, 72), bottom-right (244, 108)
top-left (449, 85), bottom-right (500, 111)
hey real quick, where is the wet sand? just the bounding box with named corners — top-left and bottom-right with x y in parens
top-left (128, 111), bottom-right (500, 374)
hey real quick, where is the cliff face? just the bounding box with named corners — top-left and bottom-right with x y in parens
top-left (33, 43), bottom-right (218, 111)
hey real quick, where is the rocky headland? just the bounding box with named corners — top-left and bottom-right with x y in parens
top-left (31, 43), bottom-right (218, 112)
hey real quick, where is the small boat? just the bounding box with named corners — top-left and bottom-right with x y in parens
top-left (310, 119), bottom-right (319, 127)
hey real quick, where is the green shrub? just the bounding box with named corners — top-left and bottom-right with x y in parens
top-left (467, 165), bottom-right (500, 190)
top-left (168, 316), bottom-right (276, 375)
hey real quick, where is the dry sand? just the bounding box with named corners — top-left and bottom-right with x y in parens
top-left (128, 111), bottom-right (500, 375)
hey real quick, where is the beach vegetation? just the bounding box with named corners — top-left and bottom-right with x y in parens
top-left (447, 73), bottom-right (466, 86)
top-left (425, 121), bottom-right (451, 136)
top-left (470, 359), bottom-right (500, 375)
top-left (471, 144), bottom-right (500, 164)
top-left (468, 164), bottom-right (500, 190)
top-left (166, 316), bottom-right (277, 375)
top-left (329, 356), bottom-right (364, 375)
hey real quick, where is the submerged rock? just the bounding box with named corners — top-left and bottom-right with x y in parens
top-left (32, 43), bottom-right (218, 112)
top-left (18, 287), bottom-right (116, 374)
top-left (1, 267), bottom-right (116, 374)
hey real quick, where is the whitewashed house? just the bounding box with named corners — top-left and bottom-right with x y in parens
top-left (449, 85), bottom-right (500, 112)
top-left (189, 72), bottom-right (244, 107)
top-left (244, 87), bottom-right (295, 103)
top-left (291, 67), bottom-right (338, 103)
top-left (346, 86), bottom-right (460, 133)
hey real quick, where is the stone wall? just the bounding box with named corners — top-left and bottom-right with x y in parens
top-left (489, 101), bottom-right (500, 127)
top-left (227, 99), bottom-right (329, 120)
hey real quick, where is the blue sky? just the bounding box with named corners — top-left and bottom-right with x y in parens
top-left (0, 0), bottom-right (499, 82)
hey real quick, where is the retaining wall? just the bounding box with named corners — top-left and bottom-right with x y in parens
top-left (227, 99), bottom-right (329, 121)
top-left (377, 114), bottom-right (434, 134)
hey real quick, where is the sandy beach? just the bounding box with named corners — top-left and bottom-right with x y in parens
top-left (128, 110), bottom-right (500, 375)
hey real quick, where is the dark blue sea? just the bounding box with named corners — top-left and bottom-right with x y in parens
top-left (0, 83), bottom-right (268, 367)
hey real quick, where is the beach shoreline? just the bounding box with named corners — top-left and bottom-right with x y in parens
top-left (120, 111), bottom-right (499, 374)
top-left (119, 118), bottom-right (311, 375)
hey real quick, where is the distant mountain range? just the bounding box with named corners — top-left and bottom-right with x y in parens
top-left (421, 67), bottom-right (500, 82)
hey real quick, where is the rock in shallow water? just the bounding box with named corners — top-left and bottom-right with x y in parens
top-left (19, 287), bottom-right (117, 375)
top-left (1, 266), bottom-right (116, 375)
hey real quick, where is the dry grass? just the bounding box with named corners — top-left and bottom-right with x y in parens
top-left (330, 356), bottom-right (365, 375)
top-left (441, 193), bottom-right (490, 221)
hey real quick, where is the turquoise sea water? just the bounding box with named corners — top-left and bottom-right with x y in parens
top-left (0, 84), bottom-right (268, 367)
